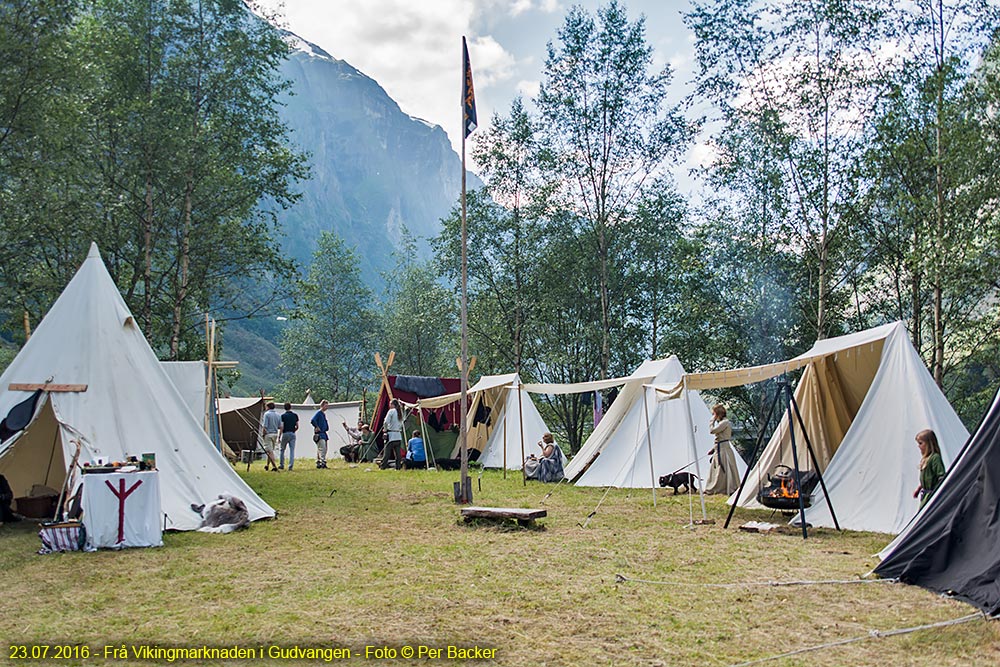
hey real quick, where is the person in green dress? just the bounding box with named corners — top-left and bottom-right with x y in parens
top-left (912, 428), bottom-right (946, 507)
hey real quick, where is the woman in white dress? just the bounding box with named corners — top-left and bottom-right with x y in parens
top-left (705, 404), bottom-right (740, 495)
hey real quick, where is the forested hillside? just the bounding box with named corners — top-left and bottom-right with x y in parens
top-left (2, 1), bottom-right (999, 455)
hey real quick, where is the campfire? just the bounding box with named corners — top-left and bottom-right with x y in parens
top-left (757, 465), bottom-right (819, 511)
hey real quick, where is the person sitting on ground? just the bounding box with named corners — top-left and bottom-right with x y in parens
top-left (523, 432), bottom-right (564, 483)
top-left (358, 423), bottom-right (378, 462)
top-left (341, 420), bottom-right (364, 463)
top-left (403, 430), bottom-right (427, 469)
top-left (913, 428), bottom-right (946, 507)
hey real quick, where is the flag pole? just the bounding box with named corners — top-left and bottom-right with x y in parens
top-left (459, 106), bottom-right (469, 502)
top-left (457, 36), bottom-right (477, 503)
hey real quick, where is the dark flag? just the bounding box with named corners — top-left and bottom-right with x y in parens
top-left (462, 36), bottom-right (477, 138)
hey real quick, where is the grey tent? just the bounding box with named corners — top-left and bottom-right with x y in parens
top-left (874, 387), bottom-right (1000, 616)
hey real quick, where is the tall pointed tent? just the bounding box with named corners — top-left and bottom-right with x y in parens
top-left (536, 359), bottom-right (702, 482)
top-left (0, 244), bottom-right (275, 530)
top-left (574, 356), bottom-right (746, 488)
top-left (655, 322), bottom-right (968, 534)
top-left (417, 374), bottom-right (561, 470)
top-left (873, 388), bottom-right (1000, 615)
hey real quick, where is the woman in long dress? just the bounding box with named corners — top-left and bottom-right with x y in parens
top-left (913, 428), bottom-right (946, 507)
top-left (705, 404), bottom-right (740, 495)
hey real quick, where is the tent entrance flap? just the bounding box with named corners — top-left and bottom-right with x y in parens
top-left (731, 341), bottom-right (882, 510)
top-left (0, 399), bottom-right (67, 499)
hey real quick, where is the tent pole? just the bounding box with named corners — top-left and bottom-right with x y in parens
top-left (419, 409), bottom-right (435, 469)
top-left (681, 377), bottom-right (706, 520)
top-left (782, 380), bottom-right (809, 539)
top-left (789, 390), bottom-right (842, 531)
top-left (203, 315), bottom-right (212, 434)
top-left (723, 381), bottom-right (783, 529)
top-left (642, 386), bottom-right (656, 508)
top-left (517, 381), bottom-right (526, 484)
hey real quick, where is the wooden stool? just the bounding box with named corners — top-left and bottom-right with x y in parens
top-left (461, 506), bottom-right (547, 527)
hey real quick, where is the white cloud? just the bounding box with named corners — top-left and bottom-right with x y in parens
top-left (510, 0), bottom-right (533, 16)
top-left (508, 0), bottom-right (562, 16)
top-left (516, 79), bottom-right (540, 98)
top-left (470, 35), bottom-right (517, 87)
top-left (261, 0), bottom-right (528, 154)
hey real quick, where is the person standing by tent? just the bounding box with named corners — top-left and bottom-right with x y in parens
top-left (279, 402), bottom-right (298, 470)
top-left (311, 400), bottom-right (330, 469)
top-left (705, 404), bottom-right (740, 495)
top-left (262, 402), bottom-right (281, 471)
top-left (380, 399), bottom-right (404, 470)
top-left (403, 430), bottom-right (427, 469)
top-left (913, 429), bottom-right (946, 507)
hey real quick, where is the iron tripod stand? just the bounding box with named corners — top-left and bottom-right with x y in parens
top-left (723, 376), bottom-right (841, 539)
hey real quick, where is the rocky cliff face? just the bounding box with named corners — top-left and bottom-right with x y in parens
top-left (224, 34), bottom-right (477, 393)
top-left (276, 34), bottom-right (478, 288)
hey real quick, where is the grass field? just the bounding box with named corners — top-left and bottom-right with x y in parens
top-left (1, 462), bottom-right (998, 666)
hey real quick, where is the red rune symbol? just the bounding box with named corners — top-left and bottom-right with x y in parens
top-left (104, 477), bottom-right (143, 544)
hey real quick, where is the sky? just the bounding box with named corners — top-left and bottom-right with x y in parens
top-left (259, 0), bottom-right (704, 183)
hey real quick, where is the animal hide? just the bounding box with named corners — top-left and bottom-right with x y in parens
top-left (191, 494), bottom-right (250, 534)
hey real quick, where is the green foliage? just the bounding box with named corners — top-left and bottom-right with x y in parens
top-left (376, 235), bottom-right (457, 377)
top-left (0, 344), bottom-right (15, 376)
top-left (277, 232), bottom-right (374, 402)
top-left (687, 0), bottom-right (891, 340)
top-left (0, 0), bottom-right (306, 363)
top-left (537, 0), bottom-right (694, 378)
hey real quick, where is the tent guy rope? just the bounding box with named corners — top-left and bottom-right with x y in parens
top-left (726, 612), bottom-right (986, 667)
top-left (614, 573), bottom-right (900, 588)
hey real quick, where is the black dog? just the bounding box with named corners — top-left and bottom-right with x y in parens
top-left (658, 472), bottom-right (700, 495)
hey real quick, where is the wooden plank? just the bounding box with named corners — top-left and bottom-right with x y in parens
top-left (461, 506), bottom-right (547, 520)
top-left (9, 383), bottom-right (88, 392)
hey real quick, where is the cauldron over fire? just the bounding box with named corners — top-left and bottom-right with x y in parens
top-left (757, 465), bottom-right (820, 511)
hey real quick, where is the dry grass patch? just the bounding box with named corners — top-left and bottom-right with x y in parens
top-left (0, 463), bottom-right (998, 666)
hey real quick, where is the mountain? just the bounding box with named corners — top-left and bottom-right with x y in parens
top-left (275, 33), bottom-right (479, 287)
top-left (222, 33), bottom-right (479, 394)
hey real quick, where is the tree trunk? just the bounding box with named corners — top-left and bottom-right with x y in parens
top-left (598, 224), bottom-right (610, 379)
top-left (169, 175), bottom-right (194, 359)
top-left (932, 0), bottom-right (945, 387)
top-left (142, 169), bottom-right (154, 338)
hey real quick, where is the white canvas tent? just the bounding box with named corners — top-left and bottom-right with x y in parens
top-left (160, 361), bottom-right (212, 428)
top-left (0, 243), bottom-right (275, 530)
top-left (417, 374), bottom-right (561, 470)
top-left (161, 360), bottom-right (236, 459)
top-left (655, 321), bottom-right (968, 534)
top-left (574, 356), bottom-right (747, 489)
top-left (289, 401), bottom-right (362, 463)
top-left (534, 358), bottom-right (701, 482)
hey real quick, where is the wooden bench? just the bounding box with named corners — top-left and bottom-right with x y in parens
top-left (461, 506), bottom-right (547, 527)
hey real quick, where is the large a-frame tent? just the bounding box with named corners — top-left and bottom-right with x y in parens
top-left (573, 356), bottom-right (747, 489)
top-left (656, 322), bottom-right (968, 534)
top-left (873, 387), bottom-right (1000, 615)
top-left (0, 244), bottom-right (275, 530)
top-left (371, 375), bottom-right (465, 462)
top-left (417, 374), bottom-right (561, 470)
